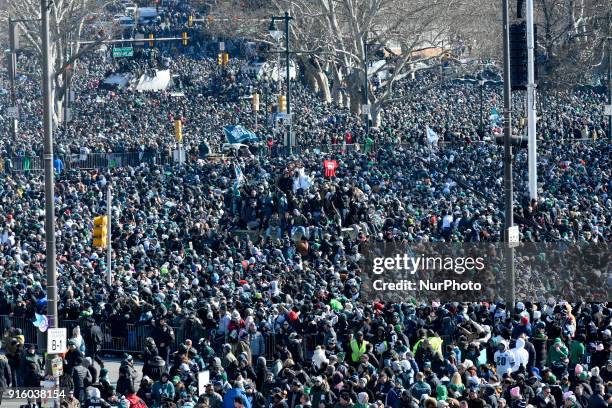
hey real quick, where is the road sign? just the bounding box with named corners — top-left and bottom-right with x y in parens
top-left (604, 105), bottom-right (612, 116)
top-left (219, 41), bottom-right (225, 51)
top-left (7, 106), bottom-right (18, 119)
top-left (113, 46), bottom-right (134, 57)
top-left (508, 225), bottom-right (520, 248)
top-left (47, 327), bottom-right (67, 354)
top-left (276, 112), bottom-right (293, 124)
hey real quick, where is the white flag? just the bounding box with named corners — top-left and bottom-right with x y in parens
top-left (235, 165), bottom-right (245, 187)
top-left (426, 126), bottom-right (439, 145)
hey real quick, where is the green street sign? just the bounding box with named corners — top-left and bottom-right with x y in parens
top-left (112, 46), bottom-right (134, 57)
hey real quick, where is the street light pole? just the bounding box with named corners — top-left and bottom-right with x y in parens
top-left (284, 11), bottom-right (292, 155)
top-left (270, 12), bottom-right (294, 156)
top-left (7, 18), bottom-right (18, 139)
top-left (106, 185), bottom-right (112, 286)
top-left (479, 79), bottom-right (485, 137)
top-left (608, 37), bottom-right (612, 141)
top-left (38, 0), bottom-right (60, 388)
top-left (526, 0), bottom-right (538, 200)
top-left (363, 32), bottom-right (369, 137)
top-left (502, 0), bottom-right (516, 308)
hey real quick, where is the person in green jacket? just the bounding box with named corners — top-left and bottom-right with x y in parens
top-left (151, 373), bottom-right (175, 408)
top-left (569, 335), bottom-right (586, 368)
top-left (547, 338), bottom-right (569, 367)
top-left (437, 384), bottom-right (449, 401)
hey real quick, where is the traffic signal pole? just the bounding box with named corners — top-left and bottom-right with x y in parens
top-left (7, 18), bottom-right (18, 139)
top-left (608, 37), bottom-right (611, 140)
top-left (363, 31), bottom-right (369, 138)
top-left (40, 0), bottom-right (59, 387)
top-left (502, 0), bottom-right (516, 307)
top-left (106, 186), bottom-right (112, 286)
top-left (526, 0), bottom-right (537, 200)
top-left (284, 11), bottom-right (293, 155)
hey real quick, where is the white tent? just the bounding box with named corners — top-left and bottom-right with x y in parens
top-left (136, 69), bottom-right (172, 91)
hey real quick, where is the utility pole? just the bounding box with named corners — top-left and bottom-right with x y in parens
top-left (7, 18), bottom-right (18, 140)
top-left (526, 0), bottom-right (537, 200)
top-left (269, 12), bottom-right (293, 155)
top-left (608, 37), bottom-right (612, 141)
top-left (63, 31), bottom-right (72, 123)
top-left (41, 0), bottom-right (59, 380)
top-left (479, 78), bottom-right (485, 137)
top-left (502, 0), bottom-right (516, 307)
top-left (106, 186), bottom-right (112, 286)
top-left (284, 11), bottom-right (293, 155)
top-left (363, 31), bottom-right (370, 137)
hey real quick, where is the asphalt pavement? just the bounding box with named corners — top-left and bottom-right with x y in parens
top-left (0, 358), bottom-right (143, 408)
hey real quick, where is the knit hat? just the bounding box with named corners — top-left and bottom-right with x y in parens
top-left (357, 392), bottom-right (368, 404)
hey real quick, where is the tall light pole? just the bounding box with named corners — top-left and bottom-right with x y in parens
top-left (526, 0), bottom-right (538, 200)
top-left (363, 31), bottom-right (370, 138)
top-left (7, 18), bottom-right (18, 140)
top-left (106, 186), bottom-right (112, 286)
top-left (41, 0), bottom-right (59, 365)
top-left (270, 12), bottom-right (294, 155)
top-left (608, 37), bottom-right (612, 141)
top-left (479, 78), bottom-right (485, 137)
top-left (502, 0), bottom-right (516, 307)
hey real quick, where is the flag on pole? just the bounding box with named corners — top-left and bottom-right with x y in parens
top-left (426, 126), bottom-right (439, 146)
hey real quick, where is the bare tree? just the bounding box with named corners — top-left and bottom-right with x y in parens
top-left (536, 0), bottom-right (611, 87)
top-left (9, 0), bottom-right (115, 125)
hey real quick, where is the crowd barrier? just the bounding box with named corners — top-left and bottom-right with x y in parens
top-left (0, 315), bottom-right (314, 362)
top-left (4, 151), bottom-right (176, 173)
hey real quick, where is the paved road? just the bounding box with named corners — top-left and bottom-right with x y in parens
top-left (1, 358), bottom-right (144, 407)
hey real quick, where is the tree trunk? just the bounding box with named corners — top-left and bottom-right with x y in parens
top-left (299, 56), bottom-right (320, 93)
top-left (314, 71), bottom-right (331, 104)
top-left (331, 66), bottom-right (344, 106)
top-left (299, 56), bottom-right (331, 104)
top-left (348, 70), bottom-right (363, 115)
top-left (371, 103), bottom-right (383, 128)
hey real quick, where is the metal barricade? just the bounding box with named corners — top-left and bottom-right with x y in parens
top-left (6, 151), bottom-right (170, 173)
top-left (2, 316), bottom-right (319, 361)
top-left (0, 315), bottom-right (39, 345)
top-left (264, 333), bottom-right (276, 362)
top-left (10, 156), bottom-right (44, 172)
top-left (302, 333), bottom-right (319, 360)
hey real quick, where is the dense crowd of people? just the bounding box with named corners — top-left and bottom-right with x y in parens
top-left (0, 1), bottom-right (611, 407)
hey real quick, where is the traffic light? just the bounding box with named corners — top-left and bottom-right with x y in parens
top-left (174, 119), bottom-right (183, 143)
top-left (222, 52), bottom-right (229, 66)
top-left (509, 22), bottom-right (538, 91)
top-left (93, 216), bottom-right (108, 248)
top-left (182, 32), bottom-right (188, 46)
top-left (495, 135), bottom-right (528, 148)
top-left (217, 53), bottom-right (223, 65)
top-left (188, 15), bottom-right (193, 27)
top-left (148, 33), bottom-right (154, 47)
top-left (278, 95), bottom-right (287, 113)
top-left (252, 93), bottom-right (260, 112)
